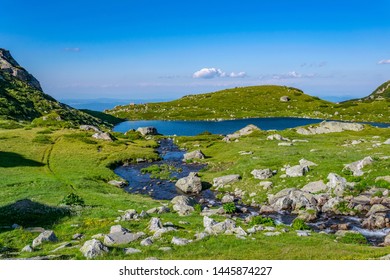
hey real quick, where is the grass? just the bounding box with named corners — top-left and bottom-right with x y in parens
top-left (106, 84), bottom-right (390, 123)
top-left (0, 125), bottom-right (390, 260)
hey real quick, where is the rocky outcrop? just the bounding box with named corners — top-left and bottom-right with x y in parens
top-left (136, 127), bottom-right (158, 136)
top-left (80, 239), bottom-right (109, 259)
top-left (0, 48), bottom-right (42, 91)
top-left (251, 168), bottom-right (274, 179)
top-left (175, 172), bottom-right (202, 194)
top-left (183, 150), bottom-right (205, 161)
top-left (223, 124), bottom-right (260, 142)
top-left (268, 188), bottom-right (317, 212)
top-left (203, 216), bottom-right (247, 236)
top-left (213, 174), bottom-right (241, 187)
top-left (296, 121), bottom-right (364, 135)
top-left (343, 156), bottom-right (373, 176)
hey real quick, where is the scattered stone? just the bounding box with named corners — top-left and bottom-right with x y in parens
top-left (183, 150), bottom-right (205, 161)
top-left (285, 165), bottom-right (309, 177)
top-left (157, 206), bottom-right (170, 214)
top-left (171, 195), bottom-right (195, 216)
top-left (264, 232), bottom-right (281, 236)
top-left (139, 210), bottom-right (149, 218)
top-left (153, 227), bottom-right (177, 239)
top-left (259, 205), bottom-right (275, 214)
top-left (213, 174), bottom-right (241, 187)
top-left (80, 239), bottom-right (109, 259)
top-left (136, 127), bottom-right (158, 136)
top-left (140, 237), bottom-right (153, 246)
top-left (50, 242), bottom-right (73, 252)
top-left (343, 156), bottom-right (373, 176)
top-left (222, 124), bottom-right (260, 142)
top-left (278, 142), bottom-right (293, 146)
top-left (296, 121), bottom-right (364, 135)
top-left (21, 245), bottom-right (33, 253)
top-left (267, 134), bottom-right (290, 141)
top-left (296, 230), bottom-right (311, 237)
top-left (175, 172), bottom-right (202, 194)
top-left (280, 96), bottom-right (290, 102)
top-left (92, 132), bottom-right (113, 141)
top-left (103, 232), bottom-right (145, 246)
top-left (108, 180), bottom-right (127, 188)
top-left (171, 237), bottom-right (191, 246)
top-left (352, 195), bottom-right (371, 205)
top-left (110, 225), bottom-right (130, 234)
top-left (383, 139), bottom-right (390, 145)
top-left (194, 232), bottom-right (209, 240)
top-left (292, 139), bottom-right (309, 143)
top-left (362, 213), bottom-right (388, 229)
top-left (121, 209), bottom-right (138, 221)
top-left (260, 181), bottom-right (273, 190)
top-left (301, 180), bottom-right (328, 193)
top-left (322, 197), bottom-right (344, 214)
top-left (251, 168), bottom-right (273, 179)
top-left (32, 230), bottom-right (58, 248)
top-left (80, 125), bottom-right (101, 132)
top-left (124, 247), bottom-right (142, 254)
top-left (221, 194), bottom-right (235, 203)
top-left (149, 218), bottom-right (163, 232)
top-left (299, 158), bottom-right (317, 167)
top-left (203, 216), bottom-right (217, 228)
top-left (327, 173), bottom-right (347, 197)
top-left (238, 151), bottom-right (253, 155)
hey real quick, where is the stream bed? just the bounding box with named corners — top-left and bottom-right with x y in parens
top-left (115, 138), bottom-right (390, 246)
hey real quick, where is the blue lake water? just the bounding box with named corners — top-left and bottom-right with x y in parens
top-left (113, 117), bottom-right (389, 136)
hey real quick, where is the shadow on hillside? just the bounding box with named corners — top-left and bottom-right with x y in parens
top-left (0, 152), bottom-right (44, 168)
top-left (0, 199), bottom-right (70, 227)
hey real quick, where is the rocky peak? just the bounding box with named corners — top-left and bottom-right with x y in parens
top-left (366, 80), bottom-right (390, 100)
top-left (0, 48), bottom-right (42, 91)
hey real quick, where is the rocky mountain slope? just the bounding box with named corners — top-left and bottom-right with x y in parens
top-left (0, 48), bottom-right (109, 127)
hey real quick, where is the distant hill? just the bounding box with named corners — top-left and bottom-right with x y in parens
top-left (0, 48), bottom-right (112, 127)
top-left (106, 83), bottom-right (390, 123)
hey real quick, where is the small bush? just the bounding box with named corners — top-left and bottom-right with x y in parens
top-left (291, 218), bottom-right (310, 230)
top-left (375, 180), bottom-right (390, 189)
top-left (193, 204), bottom-right (202, 213)
top-left (223, 202), bottom-right (236, 214)
top-left (60, 193), bottom-right (85, 206)
top-left (249, 216), bottom-right (276, 227)
top-left (339, 232), bottom-right (367, 245)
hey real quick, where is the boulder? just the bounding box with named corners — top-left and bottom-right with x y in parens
top-left (296, 121), bottom-right (364, 135)
top-left (103, 232), bottom-right (145, 246)
top-left (322, 197), bottom-right (344, 214)
top-left (80, 239), bottom-right (109, 259)
top-left (362, 213), bottom-right (388, 229)
top-left (171, 237), bottom-right (191, 246)
top-left (259, 181), bottom-right (273, 190)
top-left (327, 173), bottom-right (347, 197)
top-left (194, 232), bottom-right (209, 240)
top-left (280, 96), bottom-right (290, 102)
top-left (183, 150), bottom-right (205, 161)
top-left (221, 194), bottom-right (235, 203)
top-left (267, 134), bottom-right (290, 141)
top-left (32, 230), bottom-right (58, 248)
top-left (80, 125), bottom-right (101, 132)
top-left (285, 165), bottom-right (309, 177)
top-left (108, 180), bottom-right (127, 188)
top-left (299, 158), bottom-right (317, 167)
top-left (149, 217), bottom-right (163, 232)
top-left (213, 174), bottom-right (241, 187)
top-left (366, 204), bottom-right (389, 216)
top-left (136, 127), bottom-right (158, 136)
top-left (343, 156), bottom-right (373, 176)
top-left (121, 209), bottom-right (138, 221)
top-left (175, 172), bottom-right (202, 194)
top-left (110, 225), bottom-right (129, 234)
top-left (92, 132), bottom-right (113, 141)
top-left (171, 195), bottom-right (196, 206)
top-left (251, 168), bottom-right (273, 179)
top-left (140, 237), bottom-right (153, 246)
top-left (383, 139), bottom-right (390, 145)
top-left (301, 180), bottom-right (328, 193)
top-left (222, 124), bottom-right (260, 142)
top-left (203, 216), bottom-right (217, 228)
top-left (21, 245), bottom-right (33, 253)
top-left (153, 227), bottom-right (177, 239)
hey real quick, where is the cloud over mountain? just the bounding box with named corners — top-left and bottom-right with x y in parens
top-left (193, 68), bottom-right (247, 79)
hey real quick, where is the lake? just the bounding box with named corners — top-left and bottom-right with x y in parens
top-left (113, 117), bottom-right (389, 136)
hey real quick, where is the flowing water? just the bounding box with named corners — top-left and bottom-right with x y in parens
top-left (115, 138), bottom-right (389, 245)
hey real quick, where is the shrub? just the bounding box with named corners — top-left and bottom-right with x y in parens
top-left (193, 204), bottom-right (202, 213)
top-left (249, 216), bottom-right (276, 227)
top-left (375, 180), bottom-right (390, 189)
top-left (291, 218), bottom-right (310, 230)
top-left (223, 202), bottom-right (236, 214)
top-left (60, 193), bottom-right (85, 206)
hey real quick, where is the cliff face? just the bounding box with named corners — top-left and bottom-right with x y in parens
top-left (0, 48), bottom-right (42, 91)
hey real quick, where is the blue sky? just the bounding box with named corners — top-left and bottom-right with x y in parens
top-left (1, 0), bottom-right (390, 101)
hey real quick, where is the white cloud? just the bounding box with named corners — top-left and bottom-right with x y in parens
top-left (378, 59), bottom-right (390, 64)
top-left (271, 71), bottom-right (316, 80)
top-left (193, 68), bottom-right (247, 79)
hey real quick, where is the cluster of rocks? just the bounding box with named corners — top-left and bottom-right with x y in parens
top-left (296, 121), bottom-right (364, 135)
top-left (136, 127), bottom-right (159, 136)
top-left (80, 125), bottom-right (113, 141)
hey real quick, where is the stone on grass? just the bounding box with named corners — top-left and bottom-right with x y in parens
top-left (327, 173), bottom-right (347, 197)
top-left (171, 237), bottom-right (191, 246)
top-left (285, 165), bottom-right (309, 177)
top-left (149, 217), bottom-right (163, 232)
top-left (140, 237), bottom-right (153, 246)
top-left (92, 132), bottom-right (113, 141)
top-left (299, 158), bottom-right (317, 167)
top-left (260, 181), bottom-right (273, 190)
top-left (213, 174), bottom-right (241, 187)
top-left (21, 245), bottom-right (33, 253)
top-left (80, 239), bottom-right (109, 259)
top-left (343, 156), bottom-right (373, 176)
top-left (32, 230), bottom-right (58, 248)
top-left (159, 247), bottom-right (172, 251)
top-left (175, 172), bottom-right (202, 194)
top-left (251, 168), bottom-right (273, 180)
top-left (183, 150), bottom-right (205, 161)
top-left (136, 127), bottom-right (158, 136)
top-left (110, 225), bottom-right (129, 234)
top-left (301, 180), bottom-right (328, 193)
top-left (264, 232), bottom-right (281, 236)
top-left (108, 180), bottom-right (127, 188)
top-left (222, 124), bottom-right (260, 142)
top-left (221, 194), bottom-right (235, 203)
top-left (103, 232), bottom-right (145, 246)
top-left (124, 247), bottom-right (142, 254)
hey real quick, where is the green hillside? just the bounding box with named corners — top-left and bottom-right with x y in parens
top-left (106, 83), bottom-right (390, 123)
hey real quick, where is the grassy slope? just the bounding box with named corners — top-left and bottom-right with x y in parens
top-left (1, 126), bottom-right (390, 259)
top-left (106, 85), bottom-right (390, 123)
